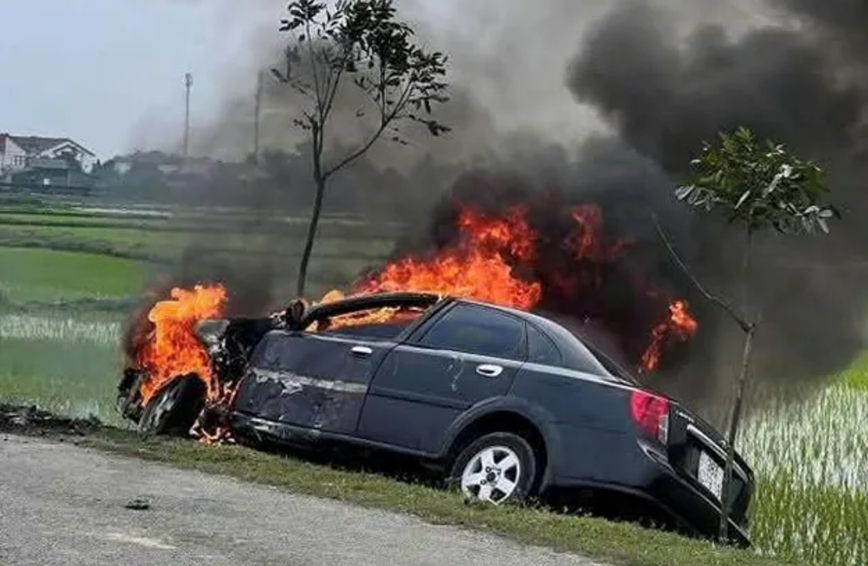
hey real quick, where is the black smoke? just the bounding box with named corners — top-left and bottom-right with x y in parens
top-left (562, 0), bottom-right (868, 406)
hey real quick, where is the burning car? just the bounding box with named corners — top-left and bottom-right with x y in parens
top-left (117, 289), bottom-right (754, 547)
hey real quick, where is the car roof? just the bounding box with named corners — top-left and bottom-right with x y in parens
top-left (453, 298), bottom-right (626, 379)
top-left (295, 292), bottom-right (634, 383)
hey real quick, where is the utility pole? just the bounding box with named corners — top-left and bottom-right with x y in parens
top-left (254, 70), bottom-right (264, 165)
top-left (183, 72), bottom-right (193, 165)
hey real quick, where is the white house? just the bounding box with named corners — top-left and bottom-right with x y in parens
top-left (10, 136), bottom-right (98, 174)
top-left (0, 134), bottom-right (28, 176)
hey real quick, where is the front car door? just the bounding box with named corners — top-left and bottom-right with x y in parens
top-left (356, 302), bottom-right (528, 453)
top-left (234, 328), bottom-right (394, 435)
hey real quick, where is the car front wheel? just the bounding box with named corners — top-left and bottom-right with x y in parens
top-left (448, 432), bottom-right (537, 505)
top-left (138, 374), bottom-right (205, 437)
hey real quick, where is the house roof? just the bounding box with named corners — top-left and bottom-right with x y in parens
top-left (10, 136), bottom-right (95, 157)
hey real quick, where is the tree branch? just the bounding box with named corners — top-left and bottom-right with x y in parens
top-left (323, 76), bottom-right (415, 180)
top-left (650, 212), bottom-right (752, 333)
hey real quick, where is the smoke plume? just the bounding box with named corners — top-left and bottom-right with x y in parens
top-left (134, 0), bottom-right (868, 418)
top-left (563, 0), bottom-right (868, 407)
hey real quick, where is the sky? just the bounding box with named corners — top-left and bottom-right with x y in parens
top-left (0, 0), bottom-right (258, 160)
top-left (0, 0), bottom-right (601, 162)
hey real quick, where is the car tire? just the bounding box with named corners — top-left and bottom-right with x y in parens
top-left (448, 432), bottom-right (538, 505)
top-left (137, 374), bottom-right (205, 437)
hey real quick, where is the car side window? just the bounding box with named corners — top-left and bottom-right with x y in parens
top-left (527, 323), bottom-right (562, 366)
top-left (418, 304), bottom-right (526, 361)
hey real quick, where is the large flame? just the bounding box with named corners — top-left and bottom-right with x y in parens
top-left (356, 204), bottom-right (697, 373)
top-left (135, 284), bottom-right (227, 405)
top-left (355, 207), bottom-right (542, 309)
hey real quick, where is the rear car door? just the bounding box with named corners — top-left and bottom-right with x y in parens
top-left (356, 303), bottom-right (527, 453)
top-left (234, 329), bottom-right (393, 435)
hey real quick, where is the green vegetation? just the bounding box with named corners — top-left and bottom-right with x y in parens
top-left (739, 384), bottom-right (868, 566)
top-left (275, 0), bottom-right (449, 295)
top-left (0, 247), bottom-right (150, 303)
top-left (0, 313), bottom-right (123, 424)
top-left (672, 127), bottom-right (838, 540)
top-left (842, 353), bottom-right (868, 391)
top-left (73, 428), bottom-right (800, 566)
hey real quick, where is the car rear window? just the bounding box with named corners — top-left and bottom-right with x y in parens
top-left (418, 304), bottom-right (526, 360)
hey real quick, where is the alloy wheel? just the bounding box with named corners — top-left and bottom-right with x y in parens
top-left (459, 445), bottom-right (522, 504)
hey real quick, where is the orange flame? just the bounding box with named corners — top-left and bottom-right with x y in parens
top-left (639, 300), bottom-right (698, 373)
top-left (568, 205), bottom-right (631, 262)
top-left (135, 284), bottom-right (227, 404)
top-left (456, 205), bottom-right (537, 263)
top-left (356, 207), bottom-right (542, 310)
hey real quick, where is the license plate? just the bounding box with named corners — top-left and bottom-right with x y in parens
top-left (697, 451), bottom-right (724, 501)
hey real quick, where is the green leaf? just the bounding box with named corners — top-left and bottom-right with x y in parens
top-left (674, 185), bottom-right (694, 200)
top-left (817, 217), bottom-right (830, 234)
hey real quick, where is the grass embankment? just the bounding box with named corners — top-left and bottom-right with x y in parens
top-left (60, 427), bottom-right (795, 566)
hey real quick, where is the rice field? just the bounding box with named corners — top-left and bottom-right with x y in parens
top-left (0, 314), bottom-right (124, 424)
top-left (739, 383), bottom-right (868, 566)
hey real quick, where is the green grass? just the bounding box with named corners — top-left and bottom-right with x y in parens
top-left (0, 247), bottom-right (150, 303)
top-left (0, 223), bottom-right (393, 260)
top-left (840, 353), bottom-right (868, 391)
top-left (0, 339), bottom-right (122, 425)
top-left (739, 383), bottom-right (868, 566)
top-left (67, 428), bottom-right (800, 566)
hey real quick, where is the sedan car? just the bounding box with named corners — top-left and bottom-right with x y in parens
top-left (117, 291), bottom-right (754, 546)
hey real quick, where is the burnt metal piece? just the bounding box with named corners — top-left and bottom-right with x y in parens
top-left (124, 498), bottom-right (151, 511)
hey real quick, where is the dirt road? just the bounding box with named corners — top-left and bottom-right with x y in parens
top-left (0, 435), bottom-right (604, 566)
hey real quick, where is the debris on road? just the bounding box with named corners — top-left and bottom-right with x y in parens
top-left (124, 498), bottom-right (151, 511)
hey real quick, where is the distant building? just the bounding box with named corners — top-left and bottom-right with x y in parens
top-left (0, 133), bottom-right (98, 186)
top-left (10, 135), bottom-right (98, 174)
top-left (0, 134), bottom-right (28, 175)
top-left (9, 157), bottom-right (95, 189)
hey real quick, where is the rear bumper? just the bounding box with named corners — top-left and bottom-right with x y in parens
top-left (552, 440), bottom-right (752, 547)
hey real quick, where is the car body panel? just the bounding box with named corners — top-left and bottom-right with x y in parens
top-left (234, 330), bottom-right (395, 435)
top-left (357, 345), bottom-right (524, 452)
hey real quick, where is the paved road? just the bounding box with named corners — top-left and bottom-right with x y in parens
top-left (0, 435), bottom-right (605, 566)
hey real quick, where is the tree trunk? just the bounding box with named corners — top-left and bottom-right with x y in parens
top-left (296, 174), bottom-right (326, 298)
top-left (718, 323), bottom-right (755, 541)
top-left (719, 228), bottom-right (755, 542)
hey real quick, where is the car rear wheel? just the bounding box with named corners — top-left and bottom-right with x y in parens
top-left (448, 432), bottom-right (537, 505)
top-left (138, 374), bottom-right (205, 437)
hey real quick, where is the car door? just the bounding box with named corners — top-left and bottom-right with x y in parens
top-left (236, 328), bottom-right (394, 435)
top-left (356, 302), bottom-right (527, 453)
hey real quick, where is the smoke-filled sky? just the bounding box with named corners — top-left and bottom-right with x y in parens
top-left (0, 0), bottom-right (613, 160)
top-left (0, 0), bottom-right (274, 159)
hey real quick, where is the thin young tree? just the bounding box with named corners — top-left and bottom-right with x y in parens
top-left (657, 126), bottom-right (839, 542)
top-left (272, 0), bottom-right (450, 296)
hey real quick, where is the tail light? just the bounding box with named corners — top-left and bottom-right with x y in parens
top-left (630, 390), bottom-right (669, 444)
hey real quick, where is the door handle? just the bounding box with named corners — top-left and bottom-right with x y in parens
top-left (351, 346), bottom-right (373, 358)
top-left (476, 364), bottom-right (503, 378)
